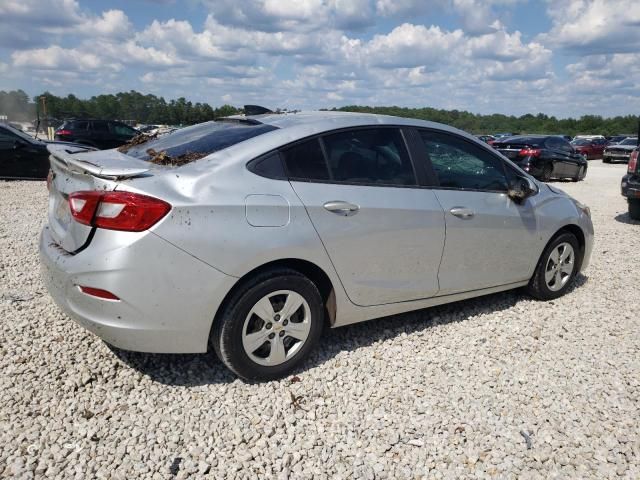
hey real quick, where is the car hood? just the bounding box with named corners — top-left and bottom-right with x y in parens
top-left (606, 144), bottom-right (636, 151)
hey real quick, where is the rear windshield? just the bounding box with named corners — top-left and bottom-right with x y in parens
top-left (571, 139), bottom-right (590, 145)
top-left (496, 137), bottom-right (544, 146)
top-left (124, 121), bottom-right (278, 161)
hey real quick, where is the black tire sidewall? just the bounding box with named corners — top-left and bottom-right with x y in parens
top-left (629, 199), bottom-right (640, 220)
top-left (214, 271), bottom-right (324, 381)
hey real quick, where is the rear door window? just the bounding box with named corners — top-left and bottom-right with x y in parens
top-left (123, 121), bottom-right (278, 161)
top-left (321, 128), bottom-right (416, 186)
top-left (281, 138), bottom-right (330, 181)
top-left (91, 121), bottom-right (109, 132)
top-left (419, 130), bottom-right (508, 191)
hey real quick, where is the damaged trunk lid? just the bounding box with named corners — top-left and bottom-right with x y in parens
top-left (47, 144), bottom-right (151, 253)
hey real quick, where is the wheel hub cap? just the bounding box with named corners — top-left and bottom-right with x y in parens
top-left (241, 290), bottom-right (311, 367)
top-left (544, 242), bottom-right (575, 292)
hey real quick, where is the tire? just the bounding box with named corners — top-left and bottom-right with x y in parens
top-left (541, 164), bottom-right (553, 182)
top-left (572, 166), bottom-right (585, 182)
top-left (211, 268), bottom-right (324, 381)
top-left (526, 232), bottom-right (581, 300)
top-left (629, 199), bottom-right (640, 220)
top-left (603, 158), bottom-right (610, 164)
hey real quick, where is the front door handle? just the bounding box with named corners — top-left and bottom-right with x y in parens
top-left (449, 207), bottom-right (475, 219)
top-left (324, 201), bottom-right (360, 216)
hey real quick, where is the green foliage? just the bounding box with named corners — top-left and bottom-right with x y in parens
top-left (0, 90), bottom-right (241, 125)
top-left (2, 89), bottom-right (638, 135)
top-left (337, 106), bottom-right (640, 137)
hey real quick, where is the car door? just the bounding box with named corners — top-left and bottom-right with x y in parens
top-left (557, 138), bottom-right (582, 176)
top-left (0, 127), bottom-right (20, 177)
top-left (416, 129), bottom-right (540, 295)
top-left (284, 127), bottom-right (446, 307)
top-left (90, 120), bottom-right (112, 149)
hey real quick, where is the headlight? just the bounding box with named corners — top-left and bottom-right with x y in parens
top-left (572, 198), bottom-right (591, 218)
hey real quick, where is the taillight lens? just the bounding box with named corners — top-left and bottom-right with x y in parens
top-left (68, 191), bottom-right (171, 232)
top-left (56, 129), bottom-right (72, 136)
top-left (629, 150), bottom-right (638, 174)
top-left (519, 148), bottom-right (541, 157)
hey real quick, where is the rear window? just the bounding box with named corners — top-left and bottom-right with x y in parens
top-left (502, 136), bottom-right (544, 146)
top-left (124, 121), bottom-right (278, 161)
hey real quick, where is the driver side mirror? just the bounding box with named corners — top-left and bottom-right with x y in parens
top-left (508, 176), bottom-right (537, 203)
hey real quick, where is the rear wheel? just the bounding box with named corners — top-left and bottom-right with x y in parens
top-left (526, 232), bottom-right (580, 300)
top-left (572, 166), bottom-right (585, 182)
top-left (603, 158), bottom-right (610, 164)
top-left (629, 199), bottom-right (640, 220)
top-left (541, 164), bottom-right (553, 182)
top-left (211, 268), bottom-right (324, 381)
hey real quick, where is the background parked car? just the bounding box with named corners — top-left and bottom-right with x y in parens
top-left (0, 123), bottom-right (93, 180)
top-left (55, 119), bottom-right (138, 149)
top-left (603, 137), bottom-right (638, 163)
top-left (606, 134), bottom-right (634, 145)
top-left (571, 138), bottom-right (606, 160)
top-left (493, 135), bottom-right (587, 182)
top-left (476, 135), bottom-right (496, 145)
top-left (621, 148), bottom-right (640, 219)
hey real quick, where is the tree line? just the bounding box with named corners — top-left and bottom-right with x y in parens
top-left (0, 89), bottom-right (240, 126)
top-left (336, 106), bottom-right (639, 137)
top-left (1, 89), bottom-right (638, 135)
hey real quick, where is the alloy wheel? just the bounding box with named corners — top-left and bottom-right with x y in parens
top-left (544, 242), bottom-right (574, 292)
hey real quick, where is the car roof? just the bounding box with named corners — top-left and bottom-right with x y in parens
top-left (227, 110), bottom-right (463, 136)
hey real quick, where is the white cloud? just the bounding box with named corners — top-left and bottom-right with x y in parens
top-left (540, 0), bottom-right (640, 54)
top-left (12, 45), bottom-right (121, 72)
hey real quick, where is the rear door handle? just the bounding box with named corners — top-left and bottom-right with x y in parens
top-left (449, 207), bottom-right (475, 219)
top-left (323, 201), bottom-right (360, 216)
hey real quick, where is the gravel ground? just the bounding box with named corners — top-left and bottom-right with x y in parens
top-left (1, 161), bottom-right (638, 479)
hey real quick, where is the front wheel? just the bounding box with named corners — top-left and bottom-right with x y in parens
top-left (211, 268), bottom-right (324, 381)
top-left (629, 199), bottom-right (640, 220)
top-left (526, 232), bottom-right (581, 300)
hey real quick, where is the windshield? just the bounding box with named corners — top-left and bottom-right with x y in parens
top-left (123, 121), bottom-right (279, 161)
top-left (620, 138), bottom-right (638, 145)
top-left (571, 139), bottom-right (590, 146)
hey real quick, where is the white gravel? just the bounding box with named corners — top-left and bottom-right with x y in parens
top-left (1, 161), bottom-right (639, 479)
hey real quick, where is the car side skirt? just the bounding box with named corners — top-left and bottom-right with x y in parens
top-left (332, 280), bottom-right (528, 328)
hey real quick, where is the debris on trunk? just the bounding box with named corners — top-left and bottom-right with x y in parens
top-left (146, 148), bottom-right (208, 166)
top-left (117, 133), bottom-right (157, 153)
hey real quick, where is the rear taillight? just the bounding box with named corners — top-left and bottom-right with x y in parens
top-left (629, 150), bottom-right (638, 174)
top-left (68, 191), bottom-right (171, 232)
top-left (519, 148), bottom-right (541, 157)
top-left (56, 129), bottom-right (72, 136)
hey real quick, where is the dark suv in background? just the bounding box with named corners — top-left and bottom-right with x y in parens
top-left (55, 119), bottom-right (138, 149)
top-left (621, 148), bottom-right (640, 220)
top-left (493, 135), bottom-right (587, 182)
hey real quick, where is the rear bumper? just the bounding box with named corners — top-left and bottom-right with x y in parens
top-left (39, 226), bottom-right (237, 353)
top-left (621, 174), bottom-right (640, 200)
top-left (604, 151), bottom-right (631, 162)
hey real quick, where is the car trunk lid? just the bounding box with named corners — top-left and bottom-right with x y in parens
top-left (493, 142), bottom-right (537, 161)
top-left (47, 144), bottom-right (151, 253)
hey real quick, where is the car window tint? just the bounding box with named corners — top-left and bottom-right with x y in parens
top-left (92, 121), bottom-right (109, 132)
top-left (124, 121), bottom-right (278, 161)
top-left (281, 138), bottom-right (330, 181)
top-left (249, 151), bottom-right (286, 179)
top-left (419, 130), bottom-right (508, 191)
top-left (321, 128), bottom-right (416, 186)
top-left (0, 128), bottom-right (17, 148)
top-left (111, 123), bottom-right (136, 136)
top-left (71, 121), bottom-right (88, 130)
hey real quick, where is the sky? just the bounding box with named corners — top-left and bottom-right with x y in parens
top-left (0, 0), bottom-right (639, 118)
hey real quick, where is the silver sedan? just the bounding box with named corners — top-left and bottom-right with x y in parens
top-left (40, 111), bottom-right (594, 381)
